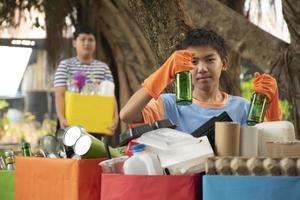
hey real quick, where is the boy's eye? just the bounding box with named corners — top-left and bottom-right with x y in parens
top-left (191, 58), bottom-right (199, 65)
top-left (206, 58), bottom-right (215, 63)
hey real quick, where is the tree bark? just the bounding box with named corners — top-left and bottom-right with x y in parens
top-left (272, 0), bottom-right (300, 138)
top-left (218, 0), bottom-right (245, 96)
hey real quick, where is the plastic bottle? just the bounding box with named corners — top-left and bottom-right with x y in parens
top-left (99, 75), bottom-right (115, 96)
top-left (175, 71), bottom-right (192, 105)
top-left (247, 92), bottom-right (268, 126)
top-left (123, 144), bottom-right (163, 175)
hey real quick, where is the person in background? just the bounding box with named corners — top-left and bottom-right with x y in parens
top-left (54, 25), bottom-right (118, 134)
top-left (120, 28), bottom-right (281, 134)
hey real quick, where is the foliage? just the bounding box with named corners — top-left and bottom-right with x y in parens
top-left (241, 78), bottom-right (292, 121)
top-left (0, 0), bottom-right (43, 27)
top-left (0, 100), bottom-right (9, 109)
top-left (0, 111), bottom-right (57, 148)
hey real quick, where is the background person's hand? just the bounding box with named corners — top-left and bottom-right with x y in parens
top-left (107, 116), bottom-right (119, 135)
top-left (58, 117), bottom-right (69, 128)
top-left (143, 50), bottom-right (195, 99)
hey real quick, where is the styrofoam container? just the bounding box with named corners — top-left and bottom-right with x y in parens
top-left (136, 129), bottom-right (214, 175)
top-left (255, 121), bottom-right (295, 156)
top-left (135, 128), bottom-right (200, 150)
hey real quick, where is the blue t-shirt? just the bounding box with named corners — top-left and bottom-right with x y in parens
top-left (159, 93), bottom-right (249, 133)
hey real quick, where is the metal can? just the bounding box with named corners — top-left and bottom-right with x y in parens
top-left (4, 150), bottom-right (15, 170)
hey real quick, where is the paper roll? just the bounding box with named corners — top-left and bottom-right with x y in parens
top-left (240, 126), bottom-right (258, 156)
top-left (215, 122), bottom-right (240, 156)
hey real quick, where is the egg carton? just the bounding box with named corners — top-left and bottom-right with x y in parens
top-left (205, 156), bottom-right (300, 176)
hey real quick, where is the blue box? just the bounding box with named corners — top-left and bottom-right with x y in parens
top-left (203, 175), bottom-right (300, 200)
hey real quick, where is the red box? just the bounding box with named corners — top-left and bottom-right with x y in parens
top-left (101, 173), bottom-right (203, 200)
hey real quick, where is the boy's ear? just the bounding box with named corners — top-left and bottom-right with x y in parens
top-left (222, 56), bottom-right (229, 71)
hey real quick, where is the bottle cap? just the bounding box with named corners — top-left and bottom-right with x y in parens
top-left (131, 144), bottom-right (145, 153)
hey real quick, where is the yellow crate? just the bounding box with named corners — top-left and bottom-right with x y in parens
top-left (65, 91), bottom-right (114, 134)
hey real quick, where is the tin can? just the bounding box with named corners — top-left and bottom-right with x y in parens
top-left (73, 134), bottom-right (121, 159)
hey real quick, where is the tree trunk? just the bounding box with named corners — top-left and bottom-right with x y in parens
top-left (273, 0), bottom-right (300, 138)
top-left (127, 0), bottom-right (243, 95)
top-left (218, 0), bottom-right (245, 96)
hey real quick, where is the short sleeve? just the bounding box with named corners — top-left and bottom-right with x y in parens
top-left (104, 64), bottom-right (114, 82)
top-left (54, 61), bottom-right (68, 87)
top-left (142, 97), bottom-right (165, 124)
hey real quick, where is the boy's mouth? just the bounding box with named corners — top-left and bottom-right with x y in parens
top-left (196, 76), bottom-right (212, 81)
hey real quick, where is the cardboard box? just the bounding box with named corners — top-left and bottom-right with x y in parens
top-left (266, 141), bottom-right (300, 157)
top-left (15, 157), bottom-right (103, 200)
top-left (65, 91), bottom-right (114, 134)
top-left (0, 170), bottom-right (14, 200)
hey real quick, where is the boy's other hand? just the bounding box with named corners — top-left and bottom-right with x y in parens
top-left (252, 72), bottom-right (281, 121)
top-left (253, 72), bottom-right (277, 101)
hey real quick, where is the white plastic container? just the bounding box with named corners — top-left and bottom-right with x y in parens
top-left (255, 121), bottom-right (295, 156)
top-left (99, 76), bottom-right (115, 96)
top-left (123, 144), bottom-right (163, 175)
top-left (135, 128), bottom-right (214, 175)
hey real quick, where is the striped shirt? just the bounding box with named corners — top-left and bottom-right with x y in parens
top-left (53, 57), bottom-right (114, 87)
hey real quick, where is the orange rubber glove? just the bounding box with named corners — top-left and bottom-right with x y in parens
top-left (252, 72), bottom-right (281, 121)
top-left (143, 50), bottom-right (195, 99)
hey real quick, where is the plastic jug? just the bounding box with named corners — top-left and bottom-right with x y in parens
top-left (255, 121), bottom-right (295, 156)
top-left (99, 75), bottom-right (115, 96)
top-left (123, 144), bottom-right (163, 175)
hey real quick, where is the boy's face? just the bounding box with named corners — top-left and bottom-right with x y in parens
top-left (73, 33), bottom-right (96, 59)
top-left (187, 45), bottom-right (228, 92)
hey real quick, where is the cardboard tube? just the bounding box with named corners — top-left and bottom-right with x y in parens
top-left (215, 122), bottom-right (240, 156)
top-left (240, 126), bottom-right (258, 156)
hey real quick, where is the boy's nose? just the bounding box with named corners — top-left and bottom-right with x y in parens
top-left (196, 62), bottom-right (208, 72)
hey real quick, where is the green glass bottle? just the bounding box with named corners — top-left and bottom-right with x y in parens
top-left (22, 142), bottom-right (32, 157)
top-left (175, 71), bottom-right (192, 105)
top-left (247, 92), bottom-right (268, 126)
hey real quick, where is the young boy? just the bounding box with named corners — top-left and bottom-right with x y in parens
top-left (120, 28), bottom-right (280, 133)
top-left (54, 25), bottom-right (118, 134)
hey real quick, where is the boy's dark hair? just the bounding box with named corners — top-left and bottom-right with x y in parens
top-left (73, 25), bottom-right (96, 40)
top-left (178, 28), bottom-right (228, 59)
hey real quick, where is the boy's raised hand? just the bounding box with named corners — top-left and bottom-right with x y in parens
top-left (143, 50), bottom-right (195, 99)
top-left (252, 72), bottom-right (281, 121)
